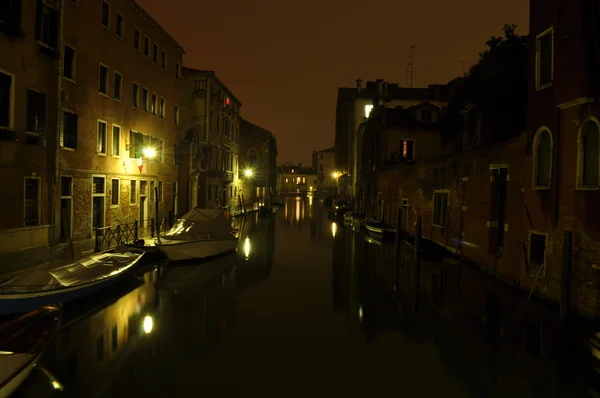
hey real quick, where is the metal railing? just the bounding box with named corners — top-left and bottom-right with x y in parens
top-left (150, 217), bottom-right (173, 237)
top-left (95, 221), bottom-right (138, 252)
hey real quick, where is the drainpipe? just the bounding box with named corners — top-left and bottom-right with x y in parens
top-left (52, 0), bottom-right (65, 246)
top-left (553, 106), bottom-right (562, 227)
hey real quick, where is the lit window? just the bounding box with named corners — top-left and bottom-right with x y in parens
top-left (365, 104), bottom-right (373, 118)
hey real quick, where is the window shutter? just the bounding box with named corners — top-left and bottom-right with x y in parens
top-left (26, 90), bottom-right (36, 132)
top-left (38, 92), bottom-right (46, 135)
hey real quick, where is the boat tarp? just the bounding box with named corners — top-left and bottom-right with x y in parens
top-left (161, 208), bottom-right (233, 241)
top-left (48, 252), bottom-right (142, 286)
top-left (0, 353), bottom-right (33, 382)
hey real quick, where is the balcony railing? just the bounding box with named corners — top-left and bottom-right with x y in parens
top-left (225, 170), bottom-right (234, 182)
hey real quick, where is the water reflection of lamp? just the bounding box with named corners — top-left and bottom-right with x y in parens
top-left (143, 315), bottom-right (154, 334)
top-left (295, 200), bottom-right (300, 222)
top-left (244, 236), bottom-right (251, 258)
top-left (358, 306), bottom-right (363, 321)
top-left (331, 222), bottom-right (337, 238)
top-left (309, 195), bottom-right (313, 206)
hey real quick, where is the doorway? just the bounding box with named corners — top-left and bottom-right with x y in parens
top-left (92, 197), bottom-right (104, 229)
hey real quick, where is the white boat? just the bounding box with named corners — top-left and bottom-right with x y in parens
top-left (0, 304), bottom-right (61, 398)
top-left (155, 208), bottom-right (239, 262)
top-left (0, 252), bottom-right (144, 315)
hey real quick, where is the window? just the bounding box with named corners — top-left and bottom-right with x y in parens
top-left (112, 125), bottom-right (120, 156)
top-left (432, 191), bottom-right (448, 227)
top-left (133, 27), bottom-right (140, 50)
top-left (161, 50), bottom-right (167, 69)
top-left (152, 43), bottom-right (158, 63)
top-left (142, 87), bottom-right (148, 112)
top-left (143, 36), bottom-right (150, 57)
top-left (536, 28), bottom-right (553, 89)
top-left (158, 181), bottom-right (163, 202)
top-left (26, 89), bottom-right (46, 135)
top-left (579, 120), bottom-right (600, 187)
top-left (401, 139), bottom-right (414, 161)
top-left (193, 79), bottom-right (205, 93)
top-left (111, 179), bottom-right (119, 205)
top-left (0, 71), bottom-right (13, 130)
top-left (175, 62), bottom-right (180, 79)
top-left (0, 0), bottom-right (23, 36)
top-left (420, 109), bottom-right (432, 122)
top-left (174, 104), bottom-right (179, 124)
top-left (132, 82), bottom-right (139, 107)
top-left (101, 1), bottom-right (110, 28)
top-left (24, 178), bottom-right (40, 226)
top-left (151, 93), bottom-right (157, 115)
top-left (159, 97), bottom-right (165, 118)
top-left (97, 121), bottom-right (107, 154)
top-left (115, 12), bottom-right (124, 38)
top-left (113, 71), bottom-right (122, 100)
top-left (488, 167), bottom-right (508, 255)
top-left (533, 127), bottom-right (552, 188)
top-left (98, 64), bottom-right (108, 94)
top-left (130, 180), bottom-right (136, 204)
top-left (63, 45), bottom-right (75, 79)
top-left (35, 2), bottom-right (58, 49)
top-left (528, 232), bottom-right (546, 273)
top-left (285, 178), bottom-right (289, 184)
top-left (61, 111), bottom-right (78, 149)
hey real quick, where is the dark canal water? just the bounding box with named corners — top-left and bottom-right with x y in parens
top-left (13, 196), bottom-right (600, 397)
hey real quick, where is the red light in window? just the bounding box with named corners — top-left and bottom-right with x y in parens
top-left (225, 98), bottom-right (231, 106)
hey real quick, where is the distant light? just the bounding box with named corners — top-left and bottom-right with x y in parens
top-left (143, 315), bottom-right (154, 334)
top-left (332, 172), bottom-right (339, 179)
top-left (244, 169), bottom-right (253, 177)
top-left (143, 147), bottom-right (156, 159)
top-left (225, 97), bottom-right (231, 106)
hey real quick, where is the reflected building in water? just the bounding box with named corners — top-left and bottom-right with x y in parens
top-left (282, 196), bottom-right (315, 229)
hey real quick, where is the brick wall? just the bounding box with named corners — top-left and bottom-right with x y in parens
top-left (379, 135), bottom-right (527, 284)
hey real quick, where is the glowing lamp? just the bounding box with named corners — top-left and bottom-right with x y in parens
top-left (332, 172), bottom-right (339, 179)
top-left (244, 169), bottom-right (253, 177)
top-left (143, 147), bottom-right (156, 159)
top-left (225, 97), bottom-right (231, 106)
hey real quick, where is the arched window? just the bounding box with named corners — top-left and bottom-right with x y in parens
top-left (579, 120), bottom-right (600, 187)
top-left (533, 127), bottom-right (552, 188)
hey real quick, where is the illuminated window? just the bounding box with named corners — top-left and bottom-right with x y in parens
top-left (365, 104), bottom-right (373, 118)
top-left (401, 140), bottom-right (414, 161)
top-left (285, 178), bottom-right (288, 183)
top-left (291, 169), bottom-right (294, 173)
top-left (302, 177), bottom-right (306, 184)
top-left (296, 177), bottom-right (300, 185)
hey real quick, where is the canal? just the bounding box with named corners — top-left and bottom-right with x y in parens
top-left (13, 196), bottom-right (600, 397)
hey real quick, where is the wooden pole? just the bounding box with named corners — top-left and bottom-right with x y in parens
top-left (155, 186), bottom-right (160, 241)
top-left (394, 209), bottom-right (402, 303)
top-left (413, 215), bottom-right (422, 315)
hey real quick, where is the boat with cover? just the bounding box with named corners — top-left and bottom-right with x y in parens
top-left (0, 304), bottom-right (61, 398)
top-left (155, 208), bottom-right (239, 262)
top-left (0, 252), bottom-right (144, 315)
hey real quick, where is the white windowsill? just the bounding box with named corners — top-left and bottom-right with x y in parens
top-left (62, 76), bottom-right (76, 83)
top-left (61, 147), bottom-right (75, 151)
top-left (576, 186), bottom-right (600, 191)
top-left (536, 82), bottom-right (552, 91)
top-left (533, 186), bottom-right (551, 191)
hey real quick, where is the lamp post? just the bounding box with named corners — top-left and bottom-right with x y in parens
top-left (331, 171), bottom-right (340, 196)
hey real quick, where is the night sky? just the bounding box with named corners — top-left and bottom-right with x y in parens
top-left (137, 0), bottom-right (528, 165)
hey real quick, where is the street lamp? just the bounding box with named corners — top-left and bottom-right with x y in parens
top-left (244, 169), bottom-right (253, 177)
top-left (332, 172), bottom-right (339, 179)
top-left (143, 147), bottom-right (156, 159)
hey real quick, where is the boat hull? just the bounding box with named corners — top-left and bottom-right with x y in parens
top-left (157, 238), bottom-right (238, 262)
top-left (0, 255), bottom-right (142, 315)
top-left (0, 353), bottom-right (38, 398)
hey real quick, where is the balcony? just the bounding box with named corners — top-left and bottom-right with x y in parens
top-left (224, 170), bottom-right (233, 183)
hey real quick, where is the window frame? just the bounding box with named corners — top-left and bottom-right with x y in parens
top-left (98, 63), bottom-right (109, 95)
top-left (133, 26), bottom-right (141, 51)
top-left (576, 117), bottom-right (600, 190)
top-left (63, 44), bottom-right (76, 81)
top-left (97, 120), bottom-right (108, 155)
top-left (60, 109), bottom-right (78, 150)
top-left (535, 26), bottom-right (554, 91)
top-left (101, 1), bottom-right (110, 29)
top-left (111, 178), bottom-right (120, 206)
top-left (0, 69), bottom-right (15, 131)
top-left (532, 126), bottom-right (553, 190)
top-left (132, 81), bottom-right (139, 108)
top-left (112, 124), bottom-right (121, 157)
top-left (24, 176), bottom-right (41, 227)
top-left (527, 230), bottom-right (547, 277)
top-left (115, 11), bottom-right (124, 39)
top-left (432, 190), bottom-right (449, 228)
top-left (113, 71), bottom-right (122, 101)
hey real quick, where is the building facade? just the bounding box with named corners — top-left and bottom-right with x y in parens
top-left (312, 147), bottom-right (336, 195)
top-left (277, 165), bottom-right (318, 196)
top-left (523, 0), bottom-right (600, 318)
top-left (180, 68), bottom-right (242, 214)
top-left (0, 0), bottom-right (60, 253)
top-left (0, 0), bottom-right (184, 253)
top-left (239, 118), bottom-right (277, 206)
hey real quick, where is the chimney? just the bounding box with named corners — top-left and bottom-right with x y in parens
top-left (376, 79), bottom-right (384, 93)
top-left (356, 78), bottom-right (362, 93)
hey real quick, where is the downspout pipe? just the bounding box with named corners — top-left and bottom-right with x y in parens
top-left (52, 0), bottom-right (65, 245)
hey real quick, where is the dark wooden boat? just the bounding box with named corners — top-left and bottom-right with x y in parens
top-left (364, 218), bottom-right (396, 240)
top-left (0, 304), bottom-right (61, 397)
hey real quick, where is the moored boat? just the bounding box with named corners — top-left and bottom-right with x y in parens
top-left (364, 218), bottom-right (396, 240)
top-left (0, 252), bottom-right (144, 315)
top-left (0, 304), bottom-right (61, 398)
top-left (155, 208), bottom-right (239, 262)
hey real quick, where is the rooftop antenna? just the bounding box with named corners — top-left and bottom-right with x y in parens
top-left (404, 45), bottom-right (420, 88)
